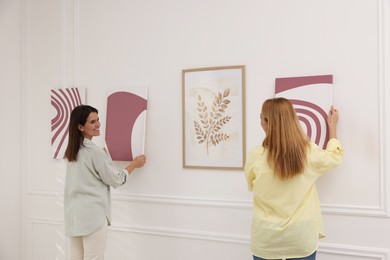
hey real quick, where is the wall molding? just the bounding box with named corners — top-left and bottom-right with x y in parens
top-left (376, 0), bottom-right (390, 218)
top-left (112, 193), bottom-right (252, 209)
top-left (319, 243), bottom-right (390, 260)
top-left (28, 188), bottom-right (390, 218)
top-left (110, 223), bottom-right (249, 245)
top-left (29, 219), bottom-right (66, 260)
top-left (74, 0), bottom-right (79, 86)
top-left (30, 218), bottom-right (63, 226)
top-left (60, 0), bottom-right (66, 87)
top-left (111, 193), bottom-right (390, 217)
top-left (321, 203), bottom-right (387, 218)
top-left (29, 218), bottom-right (390, 259)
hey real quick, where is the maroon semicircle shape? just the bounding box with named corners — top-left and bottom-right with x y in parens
top-left (105, 92), bottom-right (147, 161)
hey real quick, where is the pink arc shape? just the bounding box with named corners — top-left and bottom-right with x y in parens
top-left (105, 92), bottom-right (147, 161)
top-left (51, 88), bottom-right (82, 159)
top-left (291, 99), bottom-right (328, 149)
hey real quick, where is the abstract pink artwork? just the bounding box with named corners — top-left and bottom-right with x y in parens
top-left (51, 87), bottom-right (85, 159)
top-left (275, 75), bottom-right (333, 149)
top-left (105, 86), bottom-right (148, 161)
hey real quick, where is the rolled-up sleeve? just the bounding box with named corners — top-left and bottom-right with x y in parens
top-left (310, 138), bottom-right (344, 173)
top-left (326, 138), bottom-right (344, 154)
top-left (92, 148), bottom-right (128, 188)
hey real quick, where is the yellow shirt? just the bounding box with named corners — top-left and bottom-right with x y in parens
top-left (244, 139), bottom-right (343, 259)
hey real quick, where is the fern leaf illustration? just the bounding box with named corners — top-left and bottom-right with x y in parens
top-left (192, 88), bottom-right (232, 155)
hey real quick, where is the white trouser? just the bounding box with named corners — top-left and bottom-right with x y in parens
top-left (68, 221), bottom-right (108, 260)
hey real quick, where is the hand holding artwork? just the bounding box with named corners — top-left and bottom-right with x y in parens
top-left (327, 106), bottom-right (339, 139)
top-left (133, 155), bottom-right (146, 168)
top-left (126, 155), bottom-right (146, 174)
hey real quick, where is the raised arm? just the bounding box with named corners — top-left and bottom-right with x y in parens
top-left (125, 155), bottom-right (146, 174)
top-left (327, 106), bottom-right (339, 139)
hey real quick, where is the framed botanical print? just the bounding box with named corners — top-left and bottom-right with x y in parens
top-left (182, 65), bottom-right (246, 170)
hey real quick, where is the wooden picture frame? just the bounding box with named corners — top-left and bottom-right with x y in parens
top-left (182, 65), bottom-right (246, 170)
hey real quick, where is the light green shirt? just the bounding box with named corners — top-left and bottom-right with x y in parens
top-left (64, 139), bottom-right (128, 237)
top-left (244, 139), bottom-right (343, 259)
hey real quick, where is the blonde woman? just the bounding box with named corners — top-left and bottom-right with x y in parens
top-left (245, 98), bottom-right (343, 260)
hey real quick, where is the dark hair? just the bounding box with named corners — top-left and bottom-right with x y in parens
top-left (64, 105), bottom-right (98, 162)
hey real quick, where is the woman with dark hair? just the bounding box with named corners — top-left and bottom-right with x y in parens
top-left (245, 98), bottom-right (343, 260)
top-left (64, 105), bottom-right (146, 260)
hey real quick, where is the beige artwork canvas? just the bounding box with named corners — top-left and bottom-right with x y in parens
top-left (182, 65), bottom-right (246, 170)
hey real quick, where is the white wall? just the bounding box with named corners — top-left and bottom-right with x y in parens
top-left (14, 0), bottom-right (390, 259)
top-left (0, 0), bottom-right (21, 260)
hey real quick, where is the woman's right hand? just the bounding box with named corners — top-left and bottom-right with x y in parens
top-left (132, 155), bottom-right (146, 168)
top-left (126, 155), bottom-right (146, 174)
top-left (327, 106), bottom-right (339, 139)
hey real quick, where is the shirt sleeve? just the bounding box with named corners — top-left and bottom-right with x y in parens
top-left (309, 138), bottom-right (344, 174)
top-left (91, 147), bottom-right (128, 188)
top-left (244, 146), bottom-right (262, 191)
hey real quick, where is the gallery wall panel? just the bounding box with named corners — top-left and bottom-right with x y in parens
top-left (315, 0), bottom-right (389, 218)
top-left (106, 228), bottom-right (251, 260)
top-left (26, 0), bottom-right (67, 193)
top-left (21, 0), bottom-right (390, 259)
top-left (28, 218), bottom-right (390, 260)
top-left (75, 0), bottom-right (389, 216)
top-left (26, 0), bottom-right (389, 218)
top-left (30, 220), bottom-right (66, 260)
top-left (111, 194), bottom-right (252, 238)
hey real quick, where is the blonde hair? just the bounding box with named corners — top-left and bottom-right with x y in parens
top-left (261, 98), bottom-right (309, 180)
